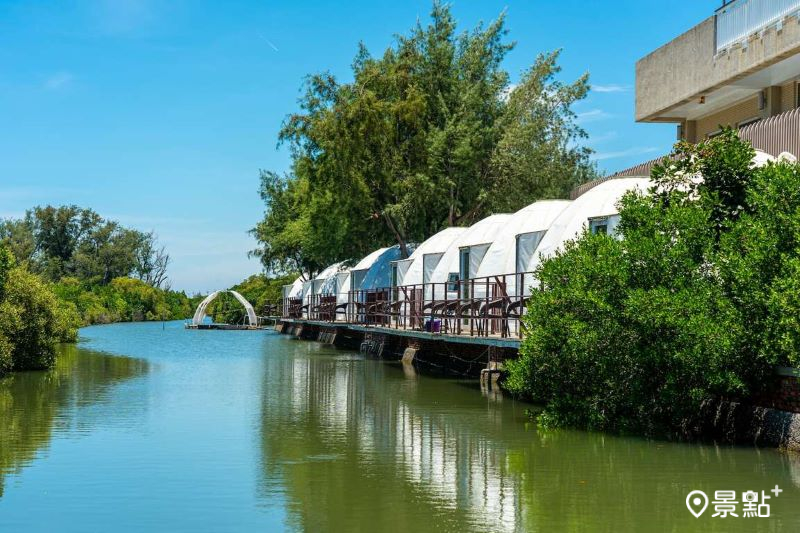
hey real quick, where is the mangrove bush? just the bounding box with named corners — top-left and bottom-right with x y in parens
top-left (0, 244), bottom-right (78, 375)
top-left (506, 130), bottom-right (800, 436)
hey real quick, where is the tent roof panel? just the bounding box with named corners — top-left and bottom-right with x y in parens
top-left (352, 247), bottom-right (390, 272)
top-left (428, 214), bottom-right (513, 284)
top-left (531, 178), bottom-right (650, 271)
top-left (397, 227), bottom-right (468, 286)
top-left (313, 262), bottom-right (346, 282)
top-left (476, 200), bottom-right (571, 278)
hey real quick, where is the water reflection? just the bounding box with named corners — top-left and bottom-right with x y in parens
top-left (0, 343), bottom-right (149, 497)
top-left (2, 324), bottom-right (798, 531)
top-left (258, 345), bottom-right (800, 532)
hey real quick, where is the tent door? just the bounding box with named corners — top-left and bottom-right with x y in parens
top-left (459, 248), bottom-right (470, 299)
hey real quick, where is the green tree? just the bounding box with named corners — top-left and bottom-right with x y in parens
top-left (253, 2), bottom-right (596, 278)
top-left (1, 205), bottom-right (173, 289)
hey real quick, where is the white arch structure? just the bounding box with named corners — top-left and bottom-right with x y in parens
top-left (192, 290), bottom-right (257, 326)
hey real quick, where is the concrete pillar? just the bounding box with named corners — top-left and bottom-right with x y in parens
top-left (684, 120), bottom-right (698, 143)
top-left (767, 86), bottom-right (782, 117)
top-left (401, 347), bottom-right (417, 364)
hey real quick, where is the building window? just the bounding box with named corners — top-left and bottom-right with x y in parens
top-left (737, 117), bottom-right (760, 128)
top-left (707, 129), bottom-right (723, 139)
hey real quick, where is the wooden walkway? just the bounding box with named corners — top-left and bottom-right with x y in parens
top-left (278, 319), bottom-right (520, 349)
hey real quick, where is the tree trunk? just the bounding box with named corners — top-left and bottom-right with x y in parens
top-left (454, 199), bottom-right (485, 226)
top-left (383, 213), bottom-right (409, 258)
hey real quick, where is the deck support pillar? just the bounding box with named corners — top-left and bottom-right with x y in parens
top-left (401, 347), bottom-right (417, 364)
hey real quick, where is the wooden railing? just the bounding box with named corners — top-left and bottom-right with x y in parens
top-left (283, 271), bottom-right (534, 339)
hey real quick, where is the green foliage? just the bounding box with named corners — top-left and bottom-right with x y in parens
top-left (0, 266), bottom-right (75, 372)
top-left (0, 244), bottom-right (13, 302)
top-left (252, 2), bottom-right (597, 278)
top-left (52, 276), bottom-right (194, 326)
top-left (506, 129), bottom-right (800, 436)
top-left (0, 243), bottom-right (79, 375)
top-left (0, 204), bottom-right (190, 334)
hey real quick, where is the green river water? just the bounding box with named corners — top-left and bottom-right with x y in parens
top-left (0, 321), bottom-right (799, 532)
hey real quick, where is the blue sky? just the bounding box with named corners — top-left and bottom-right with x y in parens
top-left (0, 0), bottom-right (721, 293)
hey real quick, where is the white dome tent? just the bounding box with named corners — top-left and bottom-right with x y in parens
top-left (300, 280), bottom-right (314, 310)
top-left (336, 245), bottom-right (413, 303)
top-left (474, 200), bottom-right (570, 297)
top-left (529, 178), bottom-right (651, 277)
top-left (312, 263), bottom-right (345, 293)
top-left (282, 276), bottom-right (304, 300)
top-left (427, 214), bottom-right (512, 299)
top-left (336, 247), bottom-right (388, 304)
top-left (321, 267), bottom-right (351, 305)
top-left (393, 227), bottom-right (467, 287)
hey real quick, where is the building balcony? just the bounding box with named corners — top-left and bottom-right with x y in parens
top-left (636, 3), bottom-right (800, 125)
top-left (717, 0), bottom-right (800, 52)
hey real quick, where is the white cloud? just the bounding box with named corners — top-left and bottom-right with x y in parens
top-left (592, 146), bottom-right (659, 161)
top-left (576, 109), bottom-right (612, 123)
top-left (587, 131), bottom-right (618, 145)
top-left (592, 84), bottom-right (632, 93)
top-left (44, 72), bottom-right (73, 90)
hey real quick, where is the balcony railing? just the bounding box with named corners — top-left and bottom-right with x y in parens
top-left (716, 0), bottom-right (800, 52)
top-left (282, 271), bottom-right (536, 339)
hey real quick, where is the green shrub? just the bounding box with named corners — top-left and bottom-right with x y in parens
top-left (0, 267), bottom-right (65, 371)
top-left (506, 129), bottom-right (795, 436)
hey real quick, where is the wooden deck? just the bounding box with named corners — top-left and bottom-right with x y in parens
top-left (278, 319), bottom-right (521, 349)
top-left (185, 323), bottom-right (267, 330)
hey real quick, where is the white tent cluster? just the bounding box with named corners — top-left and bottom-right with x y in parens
top-left (283, 177), bottom-right (650, 307)
top-left (282, 149), bottom-right (785, 313)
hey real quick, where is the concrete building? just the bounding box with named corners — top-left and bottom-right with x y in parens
top-left (636, 0), bottom-right (800, 155)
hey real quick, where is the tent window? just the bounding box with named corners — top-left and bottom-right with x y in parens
top-left (447, 272), bottom-right (459, 292)
top-left (589, 215), bottom-right (622, 237)
top-left (422, 253), bottom-right (443, 285)
top-left (590, 218), bottom-right (608, 235)
top-left (350, 270), bottom-right (367, 292)
top-left (468, 244), bottom-right (490, 279)
top-left (394, 259), bottom-right (412, 287)
top-left (516, 231), bottom-right (544, 273)
top-left (391, 263), bottom-right (398, 287)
